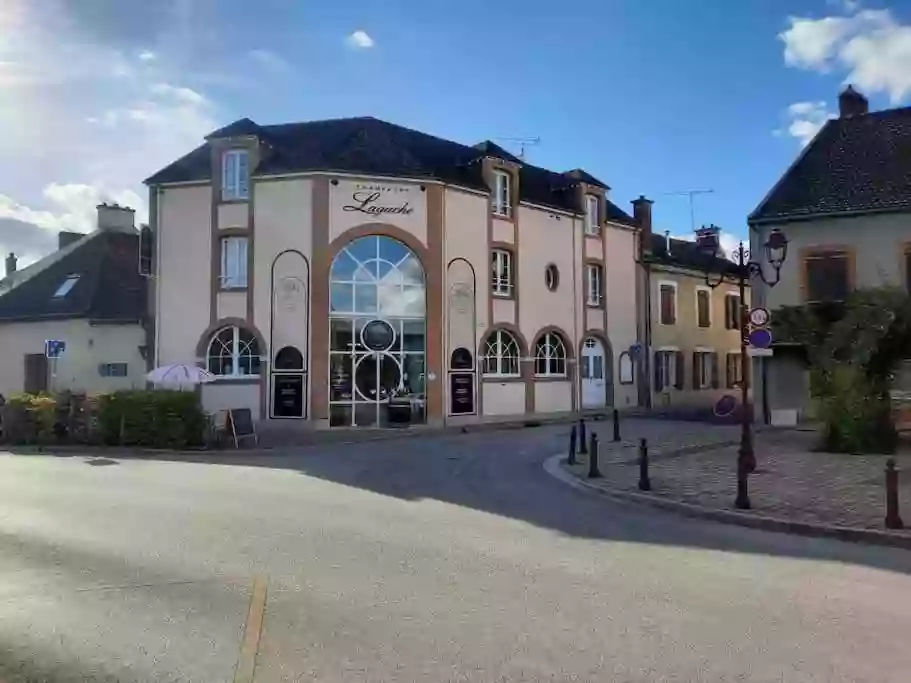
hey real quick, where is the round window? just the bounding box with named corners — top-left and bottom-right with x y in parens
top-left (544, 264), bottom-right (560, 291)
top-left (361, 319), bottom-right (396, 351)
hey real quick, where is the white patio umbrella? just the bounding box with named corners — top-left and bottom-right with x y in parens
top-left (146, 363), bottom-right (216, 387)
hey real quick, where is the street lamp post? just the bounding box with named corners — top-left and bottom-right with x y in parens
top-left (695, 225), bottom-right (788, 510)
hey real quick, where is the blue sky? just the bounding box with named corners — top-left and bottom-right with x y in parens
top-left (2, 0), bottom-right (910, 263)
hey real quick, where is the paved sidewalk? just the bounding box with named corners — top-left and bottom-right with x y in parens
top-left (562, 428), bottom-right (911, 536)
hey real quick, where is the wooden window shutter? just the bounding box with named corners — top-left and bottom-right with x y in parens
top-left (675, 350), bottom-right (685, 389)
top-left (691, 351), bottom-right (699, 390)
top-left (654, 352), bottom-right (662, 391)
top-left (711, 352), bottom-right (720, 389)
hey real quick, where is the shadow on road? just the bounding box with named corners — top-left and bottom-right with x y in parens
top-left (10, 422), bottom-right (911, 577)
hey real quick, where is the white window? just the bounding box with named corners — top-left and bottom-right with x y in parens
top-left (656, 350), bottom-right (677, 391)
top-left (586, 264), bottom-right (603, 306)
top-left (222, 149), bottom-right (249, 201)
top-left (53, 275), bottom-right (80, 299)
top-left (585, 195), bottom-right (599, 235)
top-left (491, 249), bottom-right (513, 297)
top-left (493, 170), bottom-right (511, 217)
top-left (206, 326), bottom-right (261, 377)
top-left (534, 332), bottom-right (567, 377)
top-left (98, 362), bottom-right (128, 377)
top-left (694, 351), bottom-right (713, 389)
top-left (482, 329), bottom-right (520, 377)
top-left (221, 236), bottom-right (248, 289)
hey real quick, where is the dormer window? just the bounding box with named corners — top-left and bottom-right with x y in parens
top-left (493, 170), bottom-right (511, 218)
top-left (222, 149), bottom-right (249, 201)
top-left (585, 195), bottom-right (600, 235)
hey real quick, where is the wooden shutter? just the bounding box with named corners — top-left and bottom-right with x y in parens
top-left (711, 353), bottom-right (720, 389)
top-left (654, 352), bottom-right (662, 391)
top-left (692, 351), bottom-right (699, 390)
top-left (675, 351), bottom-right (685, 389)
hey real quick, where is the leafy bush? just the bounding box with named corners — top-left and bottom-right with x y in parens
top-left (0, 393), bottom-right (57, 444)
top-left (816, 365), bottom-right (897, 454)
top-left (96, 390), bottom-right (206, 448)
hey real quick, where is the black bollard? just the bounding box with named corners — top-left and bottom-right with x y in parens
top-left (567, 425), bottom-right (577, 466)
top-left (885, 458), bottom-right (904, 530)
top-left (612, 409), bottom-right (621, 442)
top-left (587, 433), bottom-right (601, 478)
top-left (578, 419), bottom-right (587, 455)
top-left (638, 437), bottom-right (651, 491)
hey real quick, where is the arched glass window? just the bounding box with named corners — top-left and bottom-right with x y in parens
top-left (207, 326), bottom-right (261, 377)
top-left (534, 332), bottom-right (567, 377)
top-left (481, 329), bottom-right (520, 377)
top-left (274, 346), bottom-right (304, 371)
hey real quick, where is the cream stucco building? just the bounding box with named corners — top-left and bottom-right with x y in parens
top-left (146, 116), bottom-right (645, 428)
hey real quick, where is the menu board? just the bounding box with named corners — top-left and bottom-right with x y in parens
top-left (273, 374), bottom-right (304, 418)
top-left (449, 372), bottom-right (475, 415)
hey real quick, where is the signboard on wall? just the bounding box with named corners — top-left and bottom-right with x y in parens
top-left (342, 183), bottom-right (414, 216)
top-left (273, 374), bottom-right (304, 418)
top-left (449, 372), bottom-right (475, 415)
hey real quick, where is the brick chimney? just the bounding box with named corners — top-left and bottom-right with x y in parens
top-left (839, 85), bottom-right (869, 118)
top-left (58, 231), bottom-right (83, 250)
top-left (5, 253), bottom-right (16, 277)
top-left (96, 202), bottom-right (136, 232)
top-left (631, 195), bottom-right (653, 235)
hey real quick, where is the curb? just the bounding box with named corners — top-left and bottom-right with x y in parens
top-left (542, 454), bottom-right (911, 551)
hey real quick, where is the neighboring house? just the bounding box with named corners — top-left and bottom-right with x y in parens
top-left (0, 204), bottom-right (149, 397)
top-left (145, 116), bottom-right (646, 428)
top-left (749, 85), bottom-right (911, 422)
top-left (633, 199), bottom-right (748, 413)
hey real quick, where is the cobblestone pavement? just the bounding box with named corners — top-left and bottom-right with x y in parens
top-left (565, 427), bottom-right (911, 533)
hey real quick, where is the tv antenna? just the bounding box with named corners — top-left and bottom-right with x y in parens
top-left (494, 136), bottom-right (541, 160)
top-left (662, 189), bottom-right (714, 232)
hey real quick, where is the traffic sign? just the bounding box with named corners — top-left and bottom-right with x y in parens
top-left (748, 328), bottom-right (773, 349)
top-left (45, 340), bottom-right (66, 359)
top-left (749, 307), bottom-right (771, 327)
top-left (629, 342), bottom-right (644, 358)
top-left (748, 347), bottom-right (774, 357)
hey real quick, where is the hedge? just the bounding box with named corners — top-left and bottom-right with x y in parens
top-left (0, 389), bottom-right (207, 449)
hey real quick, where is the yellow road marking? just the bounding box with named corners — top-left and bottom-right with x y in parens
top-left (234, 576), bottom-right (268, 683)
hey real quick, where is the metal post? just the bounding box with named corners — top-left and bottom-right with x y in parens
top-left (567, 425), bottom-right (577, 466)
top-left (578, 419), bottom-right (587, 454)
top-left (638, 438), bottom-right (651, 491)
top-left (587, 433), bottom-right (600, 478)
top-left (612, 409), bottom-right (621, 442)
top-left (885, 458), bottom-right (904, 529)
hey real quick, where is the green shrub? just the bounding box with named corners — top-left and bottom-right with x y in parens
top-left (97, 390), bottom-right (206, 448)
top-left (817, 365), bottom-right (897, 454)
top-left (1, 393), bottom-right (58, 444)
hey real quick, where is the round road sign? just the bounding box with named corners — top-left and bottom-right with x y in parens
top-left (748, 327), bottom-right (773, 349)
top-left (749, 307), bottom-right (771, 327)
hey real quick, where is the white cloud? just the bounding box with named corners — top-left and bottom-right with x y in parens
top-left (0, 0), bottom-right (224, 267)
top-left (780, 9), bottom-right (911, 103)
top-left (346, 30), bottom-right (375, 49)
top-left (777, 100), bottom-right (837, 146)
top-left (249, 49), bottom-right (290, 72)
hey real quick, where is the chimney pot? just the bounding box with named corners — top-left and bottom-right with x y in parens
top-left (839, 84), bottom-right (869, 118)
top-left (5, 252), bottom-right (16, 277)
top-left (96, 203), bottom-right (136, 232)
top-left (631, 195), bottom-right (654, 235)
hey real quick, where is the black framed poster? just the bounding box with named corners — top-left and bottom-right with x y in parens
top-left (273, 374), bottom-right (304, 418)
top-left (449, 372), bottom-right (475, 415)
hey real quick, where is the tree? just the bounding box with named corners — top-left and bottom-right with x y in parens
top-left (771, 286), bottom-right (911, 453)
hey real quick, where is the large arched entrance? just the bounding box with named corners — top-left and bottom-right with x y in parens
top-left (328, 235), bottom-right (427, 427)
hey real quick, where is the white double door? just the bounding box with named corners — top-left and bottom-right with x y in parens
top-left (580, 337), bottom-right (608, 409)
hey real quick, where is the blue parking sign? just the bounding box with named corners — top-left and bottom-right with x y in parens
top-left (45, 340), bottom-right (66, 359)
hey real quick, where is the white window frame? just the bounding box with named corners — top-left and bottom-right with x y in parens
top-left (222, 149), bottom-right (249, 201)
top-left (482, 329), bottom-right (521, 378)
top-left (724, 292), bottom-right (741, 330)
top-left (220, 236), bottom-right (249, 289)
top-left (491, 248), bottom-right (513, 297)
top-left (492, 170), bottom-right (511, 218)
top-left (98, 362), bottom-right (129, 378)
top-left (206, 326), bottom-right (261, 378)
top-left (534, 332), bottom-right (567, 377)
top-left (656, 348), bottom-right (677, 391)
top-left (585, 195), bottom-right (599, 235)
top-left (657, 280), bottom-right (678, 326)
top-left (694, 349), bottom-right (714, 389)
top-left (695, 286), bottom-right (712, 328)
top-left (586, 264), bottom-right (603, 307)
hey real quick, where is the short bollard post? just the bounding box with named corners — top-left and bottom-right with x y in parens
top-left (578, 419), bottom-right (587, 455)
top-left (638, 438), bottom-right (651, 491)
top-left (885, 458), bottom-right (904, 530)
top-left (612, 409), bottom-right (621, 443)
top-left (587, 433), bottom-right (601, 478)
top-left (567, 425), bottom-right (577, 466)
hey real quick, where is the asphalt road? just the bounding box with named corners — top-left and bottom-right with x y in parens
top-left (1, 421), bottom-right (911, 681)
